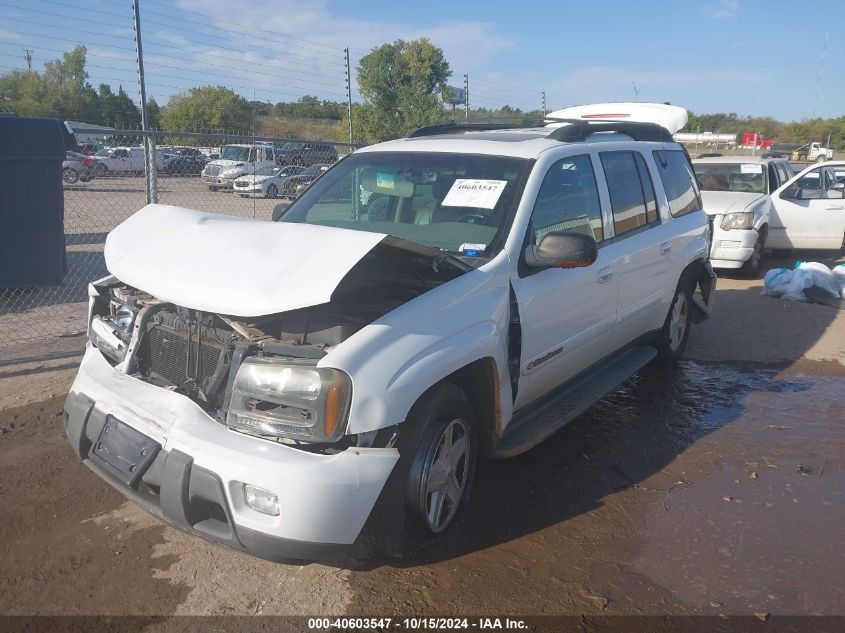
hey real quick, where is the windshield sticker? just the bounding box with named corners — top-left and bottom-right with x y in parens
top-left (459, 243), bottom-right (487, 257)
top-left (741, 164), bottom-right (763, 174)
top-left (442, 179), bottom-right (508, 209)
top-left (376, 172), bottom-right (395, 190)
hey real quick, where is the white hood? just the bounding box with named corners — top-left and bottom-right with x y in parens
top-left (700, 190), bottom-right (765, 217)
top-left (104, 204), bottom-right (386, 317)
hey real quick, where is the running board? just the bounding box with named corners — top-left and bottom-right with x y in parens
top-left (491, 345), bottom-right (657, 459)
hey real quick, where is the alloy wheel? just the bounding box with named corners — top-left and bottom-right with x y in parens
top-left (419, 418), bottom-right (470, 533)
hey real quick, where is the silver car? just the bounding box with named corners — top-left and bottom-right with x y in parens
top-left (63, 151), bottom-right (96, 184)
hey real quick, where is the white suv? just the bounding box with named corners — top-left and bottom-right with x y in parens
top-left (65, 104), bottom-right (715, 561)
top-left (693, 155), bottom-right (794, 275)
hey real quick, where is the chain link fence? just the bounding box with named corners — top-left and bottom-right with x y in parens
top-left (0, 127), bottom-right (358, 353)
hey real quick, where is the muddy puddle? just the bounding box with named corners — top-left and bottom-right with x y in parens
top-left (347, 361), bottom-right (845, 615)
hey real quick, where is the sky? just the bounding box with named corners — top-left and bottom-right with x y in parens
top-left (1, 0), bottom-right (843, 121)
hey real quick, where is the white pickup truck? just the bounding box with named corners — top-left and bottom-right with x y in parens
top-left (64, 103), bottom-right (715, 561)
top-left (92, 146), bottom-right (165, 174)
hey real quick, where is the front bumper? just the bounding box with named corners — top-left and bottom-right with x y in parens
top-left (709, 226), bottom-right (759, 268)
top-left (234, 185), bottom-right (263, 197)
top-left (202, 175), bottom-right (238, 188)
top-left (64, 346), bottom-right (399, 561)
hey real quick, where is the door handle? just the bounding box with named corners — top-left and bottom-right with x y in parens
top-left (825, 204), bottom-right (844, 210)
top-left (660, 241), bottom-right (672, 255)
top-left (598, 266), bottom-right (613, 283)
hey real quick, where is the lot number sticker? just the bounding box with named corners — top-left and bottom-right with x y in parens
top-left (740, 164), bottom-right (763, 174)
top-left (442, 179), bottom-right (508, 209)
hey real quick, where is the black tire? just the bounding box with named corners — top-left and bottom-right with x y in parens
top-left (655, 279), bottom-right (693, 365)
top-left (62, 167), bottom-right (79, 184)
top-left (741, 227), bottom-right (767, 278)
top-left (366, 382), bottom-right (477, 557)
top-left (80, 175), bottom-right (91, 183)
top-left (208, 186), bottom-right (219, 192)
top-left (266, 184), bottom-right (278, 199)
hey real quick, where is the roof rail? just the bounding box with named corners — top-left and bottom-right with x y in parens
top-left (406, 121), bottom-right (541, 138)
top-left (547, 121), bottom-right (674, 143)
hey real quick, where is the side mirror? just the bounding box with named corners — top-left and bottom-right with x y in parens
top-left (271, 202), bottom-right (290, 221)
top-left (524, 231), bottom-right (598, 270)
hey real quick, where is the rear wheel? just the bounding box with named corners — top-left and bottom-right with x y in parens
top-left (656, 281), bottom-right (692, 365)
top-left (62, 167), bottom-right (79, 184)
top-left (208, 186), bottom-right (219, 192)
top-left (266, 184), bottom-right (278, 199)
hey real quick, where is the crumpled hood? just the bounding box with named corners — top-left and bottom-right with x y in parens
top-left (104, 204), bottom-right (386, 317)
top-left (700, 191), bottom-right (765, 217)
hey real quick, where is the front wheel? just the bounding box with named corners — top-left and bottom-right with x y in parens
top-left (367, 382), bottom-right (477, 556)
top-left (62, 168), bottom-right (79, 184)
top-left (208, 186), bottom-right (219, 192)
top-left (741, 228), bottom-right (766, 278)
top-left (656, 282), bottom-right (692, 365)
top-left (266, 184), bottom-right (278, 199)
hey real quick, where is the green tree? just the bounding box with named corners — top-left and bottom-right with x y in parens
top-left (162, 85), bottom-right (254, 132)
top-left (146, 97), bottom-right (161, 129)
top-left (355, 38), bottom-right (451, 142)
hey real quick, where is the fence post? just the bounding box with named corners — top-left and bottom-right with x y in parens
top-left (132, 0), bottom-right (154, 205)
top-left (464, 74), bottom-right (469, 119)
top-left (345, 47), bottom-right (353, 144)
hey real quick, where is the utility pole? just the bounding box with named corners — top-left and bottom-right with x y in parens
top-left (631, 81), bottom-right (641, 102)
top-left (23, 48), bottom-right (32, 75)
top-left (132, 0), bottom-right (156, 204)
top-left (344, 47), bottom-right (353, 144)
top-left (541, 91), bottom-right (546, 116)
top-left (463, 74), bottom-right (469, 119)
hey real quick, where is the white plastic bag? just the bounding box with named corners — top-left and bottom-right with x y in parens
top-left (796, 262), bottom-right (840, 297)
top-left (762, 268), bottom-right (793, 297)
top-left (833, 264), bottom-right (845, 298)
top-left (781, 269), bottom-right (814, 301)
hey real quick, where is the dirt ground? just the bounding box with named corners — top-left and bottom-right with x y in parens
top-left (1, 251), bottom-right (844, 619)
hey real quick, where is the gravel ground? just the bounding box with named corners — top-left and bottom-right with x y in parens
top-left (1, 245), bottom-right (844, 618)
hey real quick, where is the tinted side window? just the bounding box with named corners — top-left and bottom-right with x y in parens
top-left (530, 154), bottom-right (603, 243)
top-left (652, 150), bottom-right (702, 217)
top-left (600, 151), bottom-right (649, 236)
top-left (634, 152), bottom-right (659, 223)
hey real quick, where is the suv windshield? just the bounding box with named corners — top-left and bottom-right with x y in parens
top-left (694, 162), bottom-right (767, 194)
top-left (220, 146), bottom-right (252, 161)
top-left (279, 152), bottom-right (530, 256)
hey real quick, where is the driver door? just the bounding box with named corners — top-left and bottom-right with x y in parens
top-left (769, 164), bottom-right (845, 250)
top-left (511, 153), bottom-right (618, 410)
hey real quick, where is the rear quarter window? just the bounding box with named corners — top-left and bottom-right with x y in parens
top-left (652, 150), bottom-right (702, 217)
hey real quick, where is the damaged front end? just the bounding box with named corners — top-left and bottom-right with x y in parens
top-left (87, 236), bottom-right (469, 450)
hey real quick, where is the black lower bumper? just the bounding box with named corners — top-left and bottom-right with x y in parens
top-left (63, 390), bottom-right (350, 563)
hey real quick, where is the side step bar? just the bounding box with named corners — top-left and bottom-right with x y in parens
top-left (491, 345), bottom-right (657, 459)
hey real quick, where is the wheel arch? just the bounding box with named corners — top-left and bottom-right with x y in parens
top-left (441, 357), bottom-right (501, 458)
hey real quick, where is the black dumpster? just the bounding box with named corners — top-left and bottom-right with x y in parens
top-left (0, 116), bottom-right (73, 288)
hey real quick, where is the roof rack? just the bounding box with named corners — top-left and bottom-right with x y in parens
top-left (406, 121), bottom-right (543, 138)
top-left (547, 121), bottom-right (673, 143)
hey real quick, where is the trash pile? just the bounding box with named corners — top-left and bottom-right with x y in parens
top-left (763, 262), bottom-right (845, 308)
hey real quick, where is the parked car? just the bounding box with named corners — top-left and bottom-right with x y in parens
top-left (77, 143), bottom-right (100, 156)
top-left (202, 144), bottom-right (276, 191)
top-left (62, 151), bottom-right (97, 184)
top-left (767, 161), bottom-right (845, 252)
top-left (164, 152), bottom-right (211, 176)
top-left (275, 141), bottom-right (337, 167)
top-left (65, 103), bottom-right (714, 562)
top-left (693, 156), bottom-right (794, 275)
top-left (233, 165), bottom-right (305, 198)
top-left (280, 163), bottom-right (330, 198)
top-left (92, 146), bottom-right (166, 174)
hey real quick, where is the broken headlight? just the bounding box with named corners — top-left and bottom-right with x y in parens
top-left (226, 357), bottom-right (351, 442)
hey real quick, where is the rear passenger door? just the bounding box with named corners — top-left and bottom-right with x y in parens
top-left (595, 150), bottom-right (669, 348)
top-left (511, 154), bottom-right (619, 409)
